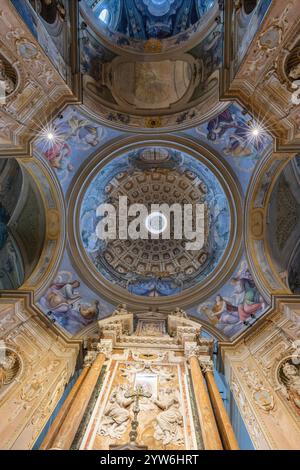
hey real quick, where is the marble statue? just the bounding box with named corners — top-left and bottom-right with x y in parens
top-left (0, 350), bottom-right (20, 388)
top-left (281, 362), bottom-right (300, 411)
top-left (289, 63), bottom-right (300, 105)
top-left (0, 59), bottom-right (15, 95)
top-left (98, 385), bottom-right (134, 439)
top-left (153, 388), bottom-right (184, 445)
top-left (172, 307), bottom-right (187, 318)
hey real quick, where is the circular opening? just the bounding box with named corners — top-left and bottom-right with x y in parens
top-left (145, 211), bottom-right (168, 235)
top-left (99, 8), bottom-right (110, 24)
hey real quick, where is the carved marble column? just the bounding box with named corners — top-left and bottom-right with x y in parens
top-left (200, 358), bottom-right (239, 450)
top-left (186, 345), bottom-right (223, 450)
top-left (49, 341), bottom-right (111, 450)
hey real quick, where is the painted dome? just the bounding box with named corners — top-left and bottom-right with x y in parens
top-left (83, 0), bottom-right (216, 40)
top-left (79, 147), bottom-right (231, 297)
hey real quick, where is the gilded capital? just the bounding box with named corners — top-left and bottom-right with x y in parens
top-left (97, 339), bottom-right (113, 359)
top-left (184, 341), bottom-right (202, 359)
top-left (199, 357), bottom-right (214, 374)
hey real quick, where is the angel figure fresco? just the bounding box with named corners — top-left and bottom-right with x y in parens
top-left (200, 294), bottom-right (240, 327)
top-left (203, 106), bottom-right (269, 158)
top-left (206, 108), bottom-right (237, 141)
top-left (40, 272), bottom-right (100, 334)
top-left (41, 112), bottom-right (104, 181)
top-left (231, 263), bottom-right (266, 323)
top-left (43, 141), bottom-right (72, 173)
top-left (65, 115), bottom-right (103, 148)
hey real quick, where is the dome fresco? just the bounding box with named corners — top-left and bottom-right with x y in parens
top-left (80, 147), bottom-right (230, 296)
top-left (84, 0), bottom-right (215, 40)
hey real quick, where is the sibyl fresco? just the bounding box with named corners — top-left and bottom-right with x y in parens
top-left (39, 254), bottom-right (115, 335)
top-left (194, 103), bottom-right (272, 190)
top-left (190, 259), bottom-right (268, 338)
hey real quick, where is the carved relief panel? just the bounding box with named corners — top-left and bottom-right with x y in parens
top-left (80, 350), bottom-right (198, 450)
top-left (222, 309), bottom-right (300, 449)
top-left (0, 297), bottom-right (79, 449)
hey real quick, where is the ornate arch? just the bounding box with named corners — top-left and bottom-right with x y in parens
top-left (245, 149), bottom-right (296, 301)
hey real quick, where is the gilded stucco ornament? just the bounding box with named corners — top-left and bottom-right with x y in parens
top-left (199, 358), bottom-right (214, 374)
top-left (184, 341), bottom-right (213, 360)
top-left (238, 366), bottom-right (275, 412)
top-left (231, 376), bottom-right (267, 449)
top-left (144, 38), bottom-right (163, 53)
top-left (0, 348), bottom-right (21, 389)
top-left (276, 356), bottom-right (300, 417)
top-left (171, 307), bottom-right (187, 318)
top-left (97, 339), bottom-right (113, 359)
top-left (112, 304), bottom-right (131, 316)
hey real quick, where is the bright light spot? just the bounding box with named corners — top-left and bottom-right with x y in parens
top-left (145, 212), bottom-right (167, 235)
top-left (99, 8), bottom-right (109, 24)
top-left (36, 122), bottom-right (63, 151)
top-left (245, 120), bottom-right (268, 148)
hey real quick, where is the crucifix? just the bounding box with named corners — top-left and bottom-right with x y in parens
top-left (109, 384), bottom-right (152, 450)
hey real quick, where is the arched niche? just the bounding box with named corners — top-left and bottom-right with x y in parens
top-left (38, 0), bottom-right (59, 24)
top-left (267, 155), bottom-right (300, 292)
top-left (0, 158), bottom-right (46, 290)
top-left (246, 151), bottom-right (297, 300)
top-left (282, 155), bottom-right (300, 293)
top-left (0, 53), bottom-right (18, 99)
top-left (242, 0), bottom-right (258, 15)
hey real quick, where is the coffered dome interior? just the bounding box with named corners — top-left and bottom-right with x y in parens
top-left (79, 146), bottom-right (231, 297)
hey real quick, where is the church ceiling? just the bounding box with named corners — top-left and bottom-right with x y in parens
top-left (1, 0), bottom-right (297, 344)
top-left (80, 0), bottom-right (224, 131)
